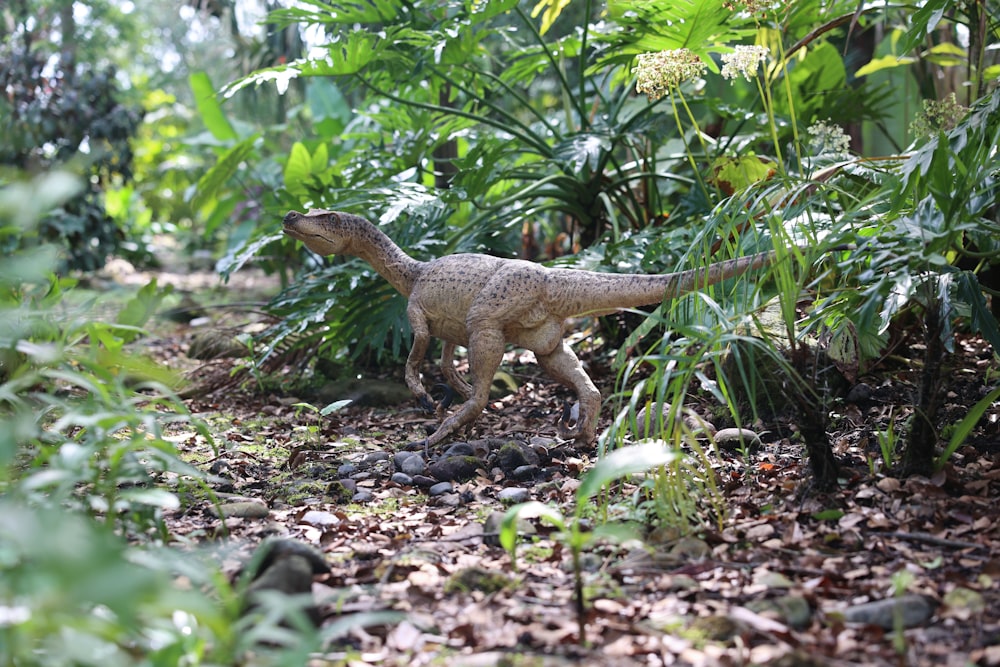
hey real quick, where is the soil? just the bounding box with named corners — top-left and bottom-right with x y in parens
top-left (138, 263), bottom-right (1000, 666)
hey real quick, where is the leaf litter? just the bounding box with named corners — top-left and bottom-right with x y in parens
top-left (148, 271), bottom-right (1000, 666)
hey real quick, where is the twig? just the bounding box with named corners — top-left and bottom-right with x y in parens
top-left (878, 531), bottom-right (984, 551)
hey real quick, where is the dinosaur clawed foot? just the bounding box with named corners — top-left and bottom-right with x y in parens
top-left (557, 401), bottom-right (582, 439)
top-left (419, 384), bottom-right (456, 417)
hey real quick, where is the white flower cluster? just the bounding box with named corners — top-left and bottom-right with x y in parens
top-left (720, 45), bottom-right (770, 82)
top-left (807, 119), bottom-right (852, 157)
top-left (633, 48), bottom-right (707, 100)
top-left (724, 0), bottom-right (781, 14)
top-left (911, 93), bottom-right (968, 137)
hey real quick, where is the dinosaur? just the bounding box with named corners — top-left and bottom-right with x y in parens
top-left (282, 209), bottom-right (779, 449)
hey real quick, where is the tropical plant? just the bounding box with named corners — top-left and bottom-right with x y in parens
top-left (501, 439), bottom-right (679, 645)
top-left (0, 2), bottom-right (145, 272)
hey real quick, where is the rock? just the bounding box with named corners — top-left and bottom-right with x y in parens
top-left (748, 595), bottom-right (812, 630)
top-left (299, 510), bottom-right (340, 529)
top-left (331, 479), bottom-right (356, 495)
top-left (495, 441), bottom-right (540, 476)
top-left (688, 614), bottom-right (741, 641)
top-left (428, 481), bottom-right (453, 496)
top-left (442, 442), bottom-right (476, 457)
top-left (445, 567), bottom-right (513, 594)
top-left (391, 472), bottom-right (413, 486)
top-left (400, 454), bottom-right (426, 476)
top-left (482, 511), bottom-right (505, 547)
top-left (242, 538), bottom-right (330, 627)
top-left (841, 594), bottom-right (936, 629)
top-left (212, 501), bottom-right (269, 519)
top-left (363, 451), bottom-right (391, 465)
top-left (337, 463), bottom-right (357, 477)
top-left (428, 455), bottom-right (484, 482)
top-left (393, 451), bottom-right (416, 468)
top-left (351, 490), bottom-right (374, 503)
top-left (187, 330), bottom-right (247, 360)
top-left (845, 382), bottom-right (872, 404)
top-left (512, 464), bottom-right (541, 480)
top-left (497, 487), bottom-right (530, 505)
top-left (713, 428), bottom-right (763, 450)
top-left (668, 536), bottom-right (711, 560)
top-left (411, 474), bottom-right (436, 487)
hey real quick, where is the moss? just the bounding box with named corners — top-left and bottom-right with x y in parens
top-left (444, 567), bottom-right (514, 594)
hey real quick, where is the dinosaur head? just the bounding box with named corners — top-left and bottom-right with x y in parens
top-left (282, 209), bottom-right (352, 256)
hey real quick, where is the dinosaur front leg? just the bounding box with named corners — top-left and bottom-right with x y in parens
top-left (404, 304), bottom-right (435, 412)
top-left (423, 328), bottom-right (505, 449)
top-left (536, 340), bottom-right (601, 444)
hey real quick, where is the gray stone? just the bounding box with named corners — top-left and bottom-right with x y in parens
top-left (351, 490), bottom-right (374, 503)
top-left (400, 454), bottom-right (426, 476)
top-left (512, 464), bottom-right (540, 480)
top-left (391, 472), bottom-right (413, 486)
top-left (497, 487), bottom-right (530, 504)
top-left (428, 481), bottom-right (453, 496)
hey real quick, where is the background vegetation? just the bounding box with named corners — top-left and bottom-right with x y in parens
top-left (2, 0), bottom-right (998, 663)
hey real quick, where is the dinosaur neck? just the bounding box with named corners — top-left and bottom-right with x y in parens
top-left (344, 215), bottom-right (424, 297)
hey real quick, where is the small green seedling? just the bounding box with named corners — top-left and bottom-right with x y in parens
top-left (499, 439), bottom-right (679, 646)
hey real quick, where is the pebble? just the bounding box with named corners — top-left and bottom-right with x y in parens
top-left (391, 472), bottom-right (413, 486)
top-left (336, 479), bottom-right (357, 494)
top-left (299, 510), bottom-right (340, 529)
top-left (337, 463), bottom-right (357, 477)
top-left (842, 594), bottom-right (936, 629)
top-left (428, 481), bottom-right (453, 496)
top-left (400, 454), bottom-right (427, 476)
top-left (212, 501), bottom-right (269, 519)
top-left (411, 474), bottom-right (436, 487)
top-left (351, 490), bottom-right (374, 503)
top-left (393, 451), bottom-right (416, 468)
top-left (497, 487), bottom-right (530, 504)
top-left (512, 464), bottom-right (540, 480)
top-left (362, 451), bottom-right (390, 465)
top-left (442, 442), bottom-right (476, 457)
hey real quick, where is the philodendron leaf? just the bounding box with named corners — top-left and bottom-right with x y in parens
top-left (576, 439), bottom-right (680, 503)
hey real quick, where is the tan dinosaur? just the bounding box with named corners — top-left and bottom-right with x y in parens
top-left (283, 209), bottom-right (778, 448)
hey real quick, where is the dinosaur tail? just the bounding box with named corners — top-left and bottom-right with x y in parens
top-left (549, 250), bottom-right (777, 318)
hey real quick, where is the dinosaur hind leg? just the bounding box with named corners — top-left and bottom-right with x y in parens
top-left (423, 329), bottom-right (505, 449)
top-left (440, 342), bottom-right (473, 401)
top-left (536, 341), bottom-right (601, 444)
top-left (404, 304), bottom-right (435, 412)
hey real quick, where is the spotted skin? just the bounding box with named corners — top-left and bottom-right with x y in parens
top-left (282, 209), bottom-right (776, 448)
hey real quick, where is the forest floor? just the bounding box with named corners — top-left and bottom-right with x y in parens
top-left (111, 260), bottom-right (1000, 666)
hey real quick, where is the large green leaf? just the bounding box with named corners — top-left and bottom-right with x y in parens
top-left (191, 135), bottom-right (260, 212)
top-left (601, 0), bottom-right (744, 66)
top-left (189, 72), bottom-right (237, 142)
top-left (576, 440), bottom-right (680, 503)
top-left (284, 142), bottom-right (314, 198)
top-left (268, 0), bottom-right (405, 26)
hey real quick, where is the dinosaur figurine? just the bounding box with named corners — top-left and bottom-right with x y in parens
top-left (283, 209), bottom-right (777, 448)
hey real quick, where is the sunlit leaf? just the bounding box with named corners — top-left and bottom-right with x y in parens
top-left (855, 54), bottom-right (917, 78)
top-left (191, 135), bottom-right (260, 212)
top-left (577, 440), bottom-right (679, 503)
top-left (189, 72), bottom-right (237, 141)
top-left (284, 142), bottom-right (314, 197)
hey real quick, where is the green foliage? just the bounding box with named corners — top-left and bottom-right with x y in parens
top-left (0, 28), bottom-right (143, 272)
top-left (210, 0), bottom-right (1000, 479)
top-left (500, 439), bottom-right (679, 643)
top-left (1, 172), bottom-right (401, 666)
